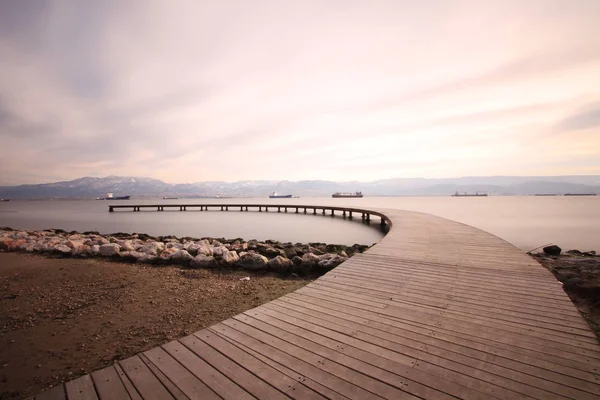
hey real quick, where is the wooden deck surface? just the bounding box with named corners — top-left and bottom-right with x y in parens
top-left (31, 208), bottom-right (600, 399)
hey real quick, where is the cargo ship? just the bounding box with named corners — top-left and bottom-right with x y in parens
top-left (269, 192), bottom-right (293, 199)
top-left (332, 191), bottom-right (363, 198)
top-left (451, 191), bottom-right (488, 197)
top-left (0, 199), bottom-right (9, 202)
top-left (564, 193), bottom-right (597, 196)
top-left (96, 193), bottom-right (130, 200)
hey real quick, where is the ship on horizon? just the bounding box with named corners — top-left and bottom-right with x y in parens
top-left (564, 193), bottom-right (597, 196)
top-left (451, 191), bottom-right (488, 197)
top-left (96, 193), bottom-right (130, 200)
top-left (332, 191), bottom-right (363, 198)
top-left (269, 192), bottom-right (293, 199)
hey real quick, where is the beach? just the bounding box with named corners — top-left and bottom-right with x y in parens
top-left (0, 253), bottom-right (313, 399)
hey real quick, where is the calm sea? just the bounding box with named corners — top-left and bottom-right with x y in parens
top-left (0, 197), bottom-right (598, 252)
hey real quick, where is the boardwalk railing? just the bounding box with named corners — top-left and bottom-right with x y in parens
top-left (109, 203), bottom-right (392, 227)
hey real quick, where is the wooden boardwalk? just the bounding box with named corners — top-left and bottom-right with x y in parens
top-left (32, 207), bottom-right (600, 399)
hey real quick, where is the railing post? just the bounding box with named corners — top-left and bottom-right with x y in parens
top-left (343, 210), bottom-right (346, 218)
top-left (322, 208), bottom-right (325, 215)
top-left (313, 208), bottom-right (316, 215)
top-left (221, 206), bottom-right (224, 211)
top-left (303, 207), bottom-right (306, 214)
top-left (285, 207), bottom-right (288, 213)
top-left (331, 209), bottom-right (334, 216)
top-left (109, 206), bottom-right (114, 212)
top-left (349, 211), bottom-right (353, 219)
top-left (266, 207), bottom-right (268, 212)
top-left (259, 206), bottom-right (262, 212)
top-left (240, 206), bottom-right (243, 211)
top-left (295, 207), bottom-right (298, 213)
top-left (245, 206), bottom-right (248, 211)
top-left (278, 207), bottom-right (281, 213)
top-left (226, 206), bottom-right (229, 211)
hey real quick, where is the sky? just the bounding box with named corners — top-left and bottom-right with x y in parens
top-left (1, 0), bottom-right (599, 185)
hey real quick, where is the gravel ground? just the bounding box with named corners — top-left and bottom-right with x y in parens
top-left (0, 253), bottom-right (313, 399)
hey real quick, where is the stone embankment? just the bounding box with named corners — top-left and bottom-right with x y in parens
top-left (0, 228), bottom-right (370, 274)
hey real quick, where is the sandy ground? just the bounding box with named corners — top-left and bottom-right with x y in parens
top-left (0, 253), bottom-right (313, 399)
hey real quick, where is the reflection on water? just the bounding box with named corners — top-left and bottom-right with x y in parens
top-left (0, 196), bottom-right (598, 251)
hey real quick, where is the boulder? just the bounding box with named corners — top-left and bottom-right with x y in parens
top-left (158, 247), bottom-right (178, 263)
top-left (317, 254), bottom-right (348, 268)
top-left (301, 253), bottom-right (320, 266)
top-left (566, 250), bottom-right (583, 255)
top-left (54, 244), bottom-right (72, 255)
top-left (292, 256), bottom-right (303, 266)
top-left (222, 250), bottom-right (240, 264)
top-left (268, 256), bottom-right (294, 272)
top-left (117, 240), bottom-right (136, 252)
top-left (190, 254), bottom-right (218, 268)
top-left (66, 240), bottom-right (85, 250)
top-left (212, 246), bottom-right (226, 257)
top-left (165, 242), bottom-right (184, 250)
top-left (15, 231), bottom-right (29, 239)
top-left (284, 247), bottom-right (298, 258)
top-left (230, 242), bottom-right (248, 252)
top-left (238, 253), bottom-right (268, 270)
top-left (196, 244), bottom-right (213, 256)
top-left (72, 245), bottom-right (92, 257)
top-left (0, 238), bottom-right (11, 251)
top-left (170, 249), bottom-right (194, 265)
top-left (23, 242), bottom-right (36, 252)
top-left (183, 243), bottom-right (200, 256)
top-left (99, 243), bottom-right (120, 257)
top-left (90, 245), bottom-right (100, 255)
top-left (139, 241), bottom-right (165, 256)
top-left (583, 251), bottom-right (597, 257)
top-left (68, 234), bottom-right (82, 241)
top-left (543, 245), bottom-right (562, 256)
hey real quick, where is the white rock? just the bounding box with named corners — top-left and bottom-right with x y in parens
top-left (139, 241), bottom-right (165, 256)
top-left (196, 244), bottom-right (213, 256)
top-left (222, 250), bottom-right (240, 264)
top-left (117, 240), bottom-right (135, 252)
top-left (301, 253), bottom-right (320, 266)
top-left (238, 253), bottom-right (268, 270)
top-left (16, 231), bottom-right (29, 239)
top-left (91, 245), bottom-right (100, 255)
top-left (268, 255), bottom-right (294, 271)
top-left (99, 243), bottom-right (120, 257)
top-left (212, 246), bottom-right (226, 256)
top-left (54, 244), bottom-right (71, 255)
top-left (170, 250), bottom-right (194, 265)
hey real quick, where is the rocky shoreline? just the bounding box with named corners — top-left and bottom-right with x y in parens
top-left (0, 228), bottom-right (371, 274)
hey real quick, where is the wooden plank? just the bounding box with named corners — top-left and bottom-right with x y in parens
top-left (138, 353), bottom-right (189, 400)
top-left (161, 339), bottom-right (254, 400)
top-left (210, 322), bottom-right (388, 400)
top-left (179, 334), bottom-right (288, 399)
top-left (225, 316), bottom-right (454, 400)
top-left (65, 375), bottom-right (99, 400)
top-left (114, 363), bottom-right (143, 400)
top-left (194, 330), bottom-right (326, 399)
top-left (261, 301), bottom-right (599, 399)
top-left (119, 355), bottom-right (175, 400)
top-left (34, 385), bottom-right (66, 400)
top-left (143, 346), bottom-right (219, 400)
top-left (91, 366), bottom-right (132, 400)
top-left (211, 328), bottom-right (352, 400)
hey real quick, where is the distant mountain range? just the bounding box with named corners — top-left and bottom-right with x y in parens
top-left (0, 175), bottom-right (599, 199)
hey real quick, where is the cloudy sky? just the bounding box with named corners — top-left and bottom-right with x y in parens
top-left (1, 0), bottom-right (599, 185)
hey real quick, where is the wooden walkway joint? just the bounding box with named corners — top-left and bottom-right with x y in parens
top-left (31, 206), bottom-right (600, 399)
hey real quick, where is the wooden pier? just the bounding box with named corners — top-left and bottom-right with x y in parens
top-left (32, 206), bottom-right (600, 399)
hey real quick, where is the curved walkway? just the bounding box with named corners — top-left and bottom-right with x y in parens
top-left (34, 208), bottom-right (600, 399)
